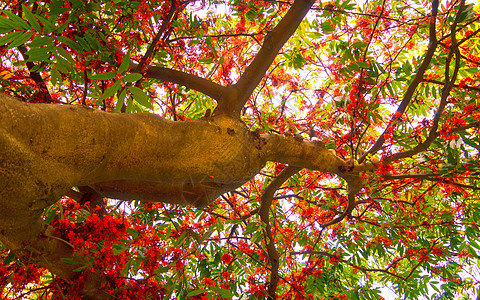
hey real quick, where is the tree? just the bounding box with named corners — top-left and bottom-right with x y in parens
top-left (0, 0), bottom-right (479, 298)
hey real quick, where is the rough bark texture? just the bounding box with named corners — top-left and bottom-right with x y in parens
top-left (0, 0), bottom-right (373, 298)
top-left (0, 93), bottom-right (363, 298)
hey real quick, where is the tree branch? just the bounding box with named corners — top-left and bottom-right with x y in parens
top-left (358, 0), bottom-right (439, 164)
top-left (384, 173), bottom-right (480, 190)
top-left (385, 0), bottom-right (465, 163)
top-left (261, 133), bottom-right (348, 174)
top-left (216, 0), bottom-right (315, 116)
top-left (17, 45), bottom-right (53, 103)
top-left (0, 93), bottom-right (363, 299)
top-left (118, 2), bottom-right (178, 112)
top-left (258, 166), bottom-right (301, 299)
top-left (134, 63), bottom-right (227, 101)
top-left (167, 32), bottom-right (262, 45)
top-left (133, 0), bottom-right (177, 74)
top-left (289, 249), bottom-right (424, 282)
top-left (425, 79), bottom-right (480, 92)
top-left (92, 179), bottom-right (240, 208)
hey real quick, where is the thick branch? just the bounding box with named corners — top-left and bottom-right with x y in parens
top-left (92, 179), bottom-right (241, 208)
top-left (320, 190), bottom-right (356, 228)
top-left (217, 0), bottom-right (315, 116)
top-left (133, 63), bottom-right (228, 101)
top-left (261, 134), bottom-right (347, 173)
top-left (0, 94), bottom-right (355, 209)
top-left (260, 134), bottom-right (366, 228)
top-left (95, 134), bottom-right (363, 207)
top-left (0, 94), bottom-right (358, 298)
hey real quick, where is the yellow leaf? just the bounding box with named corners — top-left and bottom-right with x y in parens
top-left (0, 70), bottom-right (13, 79)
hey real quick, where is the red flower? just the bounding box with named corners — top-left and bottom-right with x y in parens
top-left (222, 253), bottom-right (233, 264)
top-left (202, 277), bottom-right (215, 287)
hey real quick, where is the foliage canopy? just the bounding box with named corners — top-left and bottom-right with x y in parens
top-left (0, 0), bottom-right (479, 299)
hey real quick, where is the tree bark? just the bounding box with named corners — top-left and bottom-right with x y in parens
top-left (0, 93), bottom-right (364, 298)
top-left (0, 1), bottom-right (370, 297)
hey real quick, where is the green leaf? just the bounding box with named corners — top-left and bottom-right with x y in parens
top-left (126, 227), bottom-right (139, 237)
top-left (62, 258), bottom-right (80, 264)
top-left (356, 61), bottom-right (370, 69)
top-left (251, 230), bottom-right (263, 243)
top-left (54, 57), bottom-right (71, 73)
top-left (348, 62), bottom-right (360, 71)
top-left (115, 89), bottom-right (127, 112)
top-left (2, 252), bottom-right (16, 266)
top-left (122, 73), bottom-right (142, 82)
top-left (352, 41), bottom-right (368, 48)
top-left (112, 244), bottom-right (127, 255)
top-left (49, 0), bottom-right (69, 15)
top-left (386, 82), bottom-right (394, 96)
top-left (186, 290), bottom-right (206, 297)
top-left (174, 231), bottom-right (188, 247)
top-left (76, 37), bottom-right (92, 52)
top-left (211, 286), bottom-right (233, 298)
top-left (188, 39), bottom-right (200, 46)
top-left (205, 36), bottom-right (213, 48)
top-left (44, 205), bottom-right (57, 224)
top-left (320, 21), bottom-right (335, 34)
top-left (57, 36), bottom-right (82, 52)
top-left (90, 72), bottom-right (116, 80)
top-left (56, 46), bottom-right (75, 63)
top-left (87, 2), bottom-right (101, 11)
top-left (25, 46), bottom-right (51, 61)
top-left (3, 10), bottom-right (30, 30)
top-left (36, 15), bottom-right (55, 34)
top-left (309, 32), bottom-right (323, 39)
top-left (125, 97), bottom-right (134, 113)
top-left (459, 3), bottom-right (475, 23)
top-left (469, 239), bottom-right (480, 251)
top-left (245, 8), bottom-right (257, 22)
top-left (464, 67), bottom-right (478, 75)
top-left (70, 0), bottom-right (83, 9)
top-left (201, 226), bottom-right (216, 242)
top-left (29, 35), bottom-right (55, 48)
top-left (128, 86), bottom-right (152, 109)
top-left (22, 5), bottom-right (41, 32)
top-left (84, 32), bottom-right (101, 51)
top-left (121, 259), bottom-right (132, 276)
top-left (9, 31), bottom-right (32, 48)
top-left (198, 57), bottom-right (214, 64)
top-left (291, 53), bottom-right (305, 69)
top-left (244, 222), bottom-right (259, 235)
top-left (0, 16), bottom-right (16, 33)
top-left (73, 266), bottom-right (88, 272)
top-left (0, 30), bottom-right (23, 46)
top-left (98, 80), bottom-right (122, 102)
top-left (118, 50), bottom-right (131, 74)
top-left (155, 266), bottom-right (170, 274)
